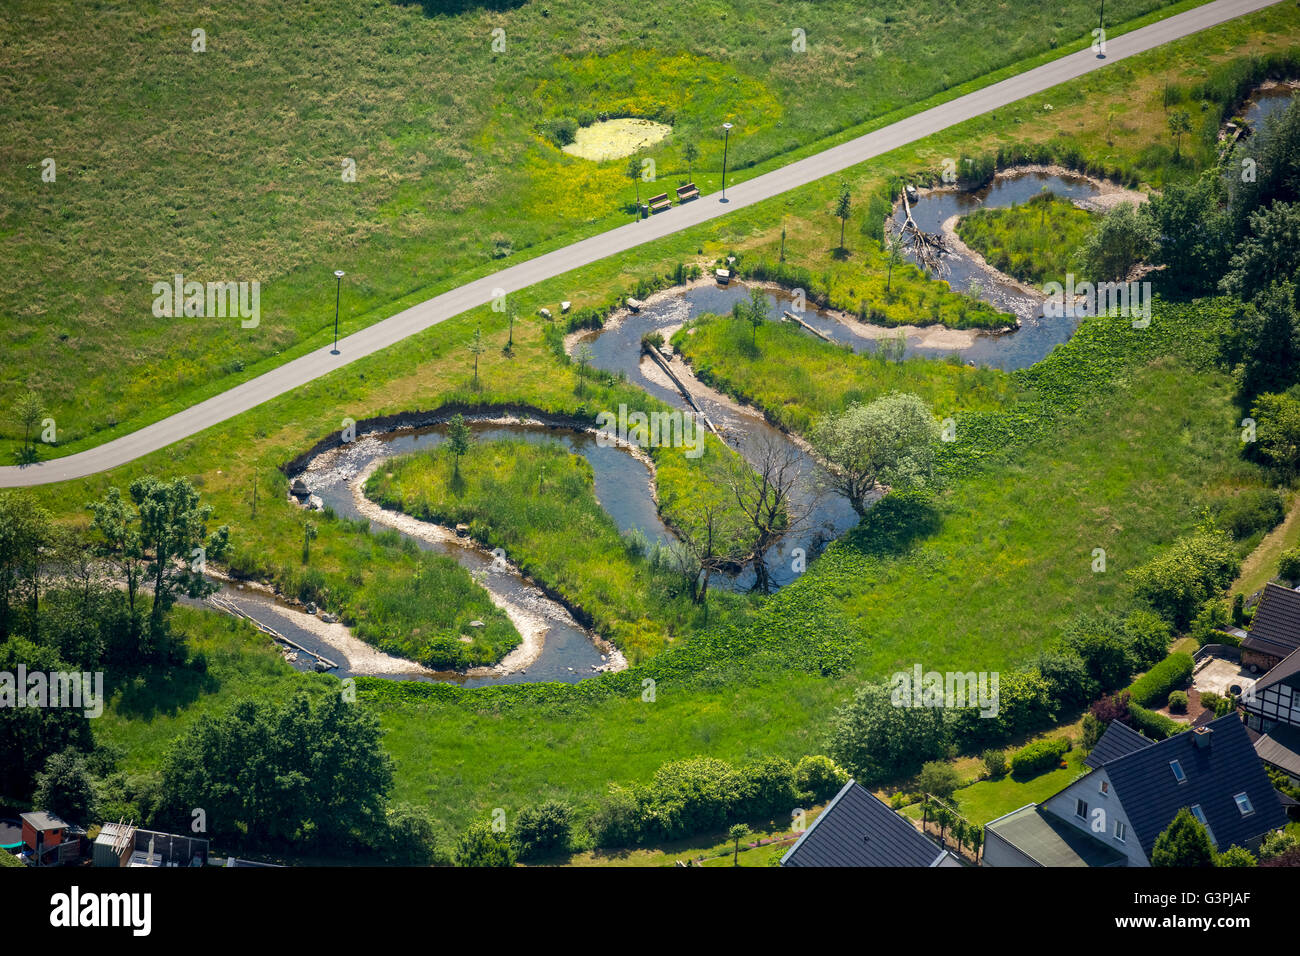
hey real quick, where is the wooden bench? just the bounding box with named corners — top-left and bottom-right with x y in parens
top-left (676, 182), bottom-right (700, 202)
top-left (648, 192), bottom-right (672, 213)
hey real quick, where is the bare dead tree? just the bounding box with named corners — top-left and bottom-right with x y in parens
top-left (897, 189), bottom-right (948, 275)
top-left (726, 433), bottom-right (815, 593)
top-left (665, 501), bottom-right (746, 604)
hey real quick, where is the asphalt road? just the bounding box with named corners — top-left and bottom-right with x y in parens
top-left (1, 0), bottom-right (1281, 488)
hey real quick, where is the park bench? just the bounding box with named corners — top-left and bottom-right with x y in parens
top-left (676, 182), bottom-right (699, 202)
top-left (648, 192), bottom-right (672, 213)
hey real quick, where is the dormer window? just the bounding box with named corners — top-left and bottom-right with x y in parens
top-left (1234, 793), bottom-right (1254, 816)
top-left (1170, 760), bottom-right (1186, 783)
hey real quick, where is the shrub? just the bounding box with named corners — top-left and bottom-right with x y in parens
top-left (1127, 652), bottom-right (1194, 708)
top-left (1191, 599), bottom-right (1232, 646)
top-left (1125, 610), bottom-right (1172, 669)
top-left (825, 682), bottom-right (951, 784)
top-left (1279, 547), bottom-right (1300, 584)
top-left (1215, 845), bottom-right (1258, 867)
top-left (589, 786), bottom-right (644, 849)
top-left (737, 756), bottom-right (798, 820)
top-left (1152, 808), bottom-right (1216, 867)
top-left (981, 749), bottom-right (1008, 779)
top-left (1215, 488), bottom-right (1285, 540)
top-left (1259, 829), bottom-right (1300, 861)
top-left (947, 668), bottom-right (1056, 749)
top-left (1081, 712), bottom-right (1104, 751)
top-left (1009, 738), bottom-right (1070, 777)
top-left (1127, 531), bottom-right (1241, 628)
top-left (916, 760), bottom-right (962, 800)
top-left (1199, 690), bottom-right (1222, 712)
top-left (540, 116), bottom-right (578, 148)
top-left (381, 804), bottom-right (449, 866)
top-left (794, 755), bottom-right (848, 803)
top-left (1168, 690), bottom-right (1189, 713)
top-left (511, 801), bottom-right (573, 860)
top-left (454, 821), bottom-right (517, 867)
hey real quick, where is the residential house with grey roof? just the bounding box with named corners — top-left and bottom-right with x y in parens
top-left (1242, 646), bottom-right (1300, 784)
top-left (1242, 583), bottom-right (1300, 673)
top-left (780, 780), bottom-right (962, 867)
top-left (983, 715), bottom-right (1286, 866)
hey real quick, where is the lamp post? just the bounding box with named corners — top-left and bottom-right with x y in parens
top-left (720, 122), bottom-right (733, 203)
top-left (331, 270), bottom-right (345, 355)
top-left (1097, 0), bottom-right (1105, 58)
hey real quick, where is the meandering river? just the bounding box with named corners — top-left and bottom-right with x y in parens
top-left (267, 170), bottom-right (1141, 686)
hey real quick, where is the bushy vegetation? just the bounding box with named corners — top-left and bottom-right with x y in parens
top-left (587, 754), bottom-right (805, 848)
top-left (1127, 701), bottom-right (1185, 740)
top-left (1008, 738), bottom-right (1070, 778)
top-left (1127, 652), bottom-right (1195, 707)
top-left (956, 192), bottom-right (1095, 285)
top-left (1127, 531), bottom-right (1242, 629)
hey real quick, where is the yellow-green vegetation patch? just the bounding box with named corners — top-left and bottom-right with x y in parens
top-left (563, 118), bottom-right (675, 162)
top-left (531, 49), bottom-right (779, 147)
top-left (956, 192), bottom-right (1097, 286)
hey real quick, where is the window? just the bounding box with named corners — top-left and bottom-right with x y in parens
top-left (1170, 760), bottom-right (1186, 783)
top-left (1075, 798), bottom-right (1088, 819)
top-left (1114, 821), bottom-right (1127, 842)
top-left (1190, 804), bottom-right (1208, 826)
top-left (1234, 793), bottom-right (1254, 816)
top-left (1099, 780), bottom-right (1109, 795)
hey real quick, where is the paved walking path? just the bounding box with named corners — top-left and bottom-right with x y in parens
top-left (1, 0), bottom-right (1280, 487)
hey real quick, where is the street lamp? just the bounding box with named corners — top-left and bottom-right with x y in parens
top-left (1097, 0), bottom-right (1105, 58)
top-left (720, 122), bottom-right (733, 203)
top-left (331, 270), bottom-right (345, 355)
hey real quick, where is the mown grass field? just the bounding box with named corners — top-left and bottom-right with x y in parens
top-left (1, 0), bottom-right (1207, 459)
top-left (20, 7), bottom-right (1300, 839)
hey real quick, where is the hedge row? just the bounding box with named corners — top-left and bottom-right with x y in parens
top-left (589, 754), bottom-right (849, 848)
top-left (1127, 652), bottom-right (1195, 708)
top-left (1127, 702), bottom-right (1184, 741)
top-left (1009, 738), bottom-right (1070, 777)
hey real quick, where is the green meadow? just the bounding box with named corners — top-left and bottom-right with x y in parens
top-left (6, 3), bottom-right (1296, 839)
top-left (2, 0), bottom-right (1202, 459)
top-left (955, 192), bottom-right (1098, 286)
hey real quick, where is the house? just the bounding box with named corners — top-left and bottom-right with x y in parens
top-left (20, 811), bottom-right (87, 866)
top-left (780, 779), bottom-right (962, 867)
top-left (93, 822), bottom-right (209, 868)
top-left (1242, 646), bottom-right (1300, 785)
top-left (984, 715), bottom-right (1286, 866)
top-left (1242, 583), bottom-right (1300, 673)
